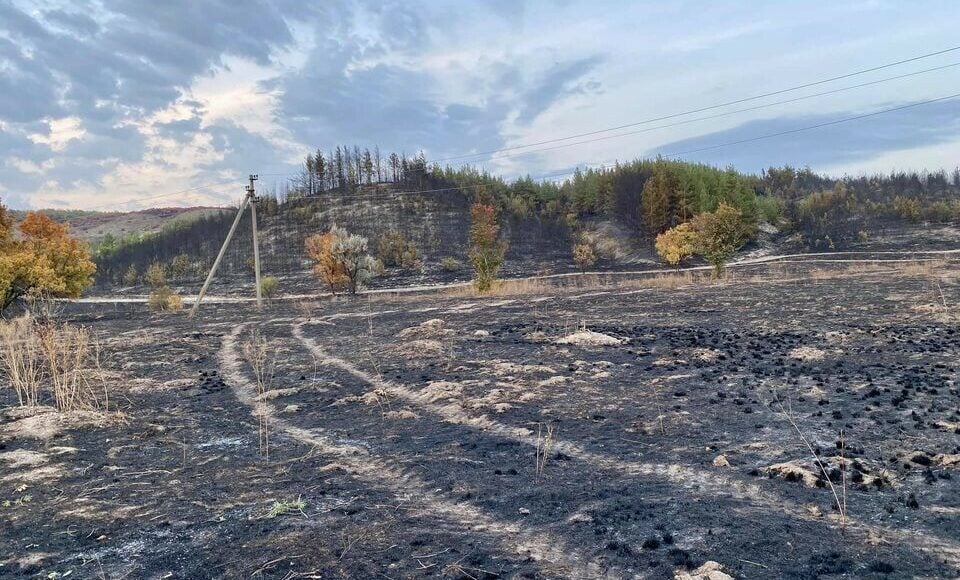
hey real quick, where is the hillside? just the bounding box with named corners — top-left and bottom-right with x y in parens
top-left (12, 206), bottom-right (227, 243)
top-left (86, 150), bottom-right (960, 296)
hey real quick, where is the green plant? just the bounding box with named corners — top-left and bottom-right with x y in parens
top-left (259, 276), bottom-right (279, 300)
top-left (440, 257), bottom-right (461, 272)
top-left (377, 231), bottom-right (420, 269)
top-left (690, 202), bottom-right (755, 277)
top-left (265, 496), bottom-right (306, 518)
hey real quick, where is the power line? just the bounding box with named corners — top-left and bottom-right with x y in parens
top-left (426, 45), bottom-right (960, 164)
top-left (316, 90), bottom-right (960, 203)
top-left (660, 91), bottom-right (960, 158)
top-left (261, 55), bottom-right (959, 180)
top-left (471, 62), bottom-right (960, 161)
top-left (41, 46), bottom-right (960, 211)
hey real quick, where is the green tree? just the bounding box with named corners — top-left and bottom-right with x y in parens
top-left (640, 164), bottom-right (677, 235)
top-left (690, 202), bottom-right (755, 277)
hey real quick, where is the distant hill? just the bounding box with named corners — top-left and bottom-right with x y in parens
top-left (11, 207), bottom-right (228, 243)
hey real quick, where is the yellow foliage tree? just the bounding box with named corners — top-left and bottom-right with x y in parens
top-left (654, 222), bottom-right (696, 269)
top-left (305, 230), bottom-right (350, 294)
top-left (0, 208), bottom-right (96, 312)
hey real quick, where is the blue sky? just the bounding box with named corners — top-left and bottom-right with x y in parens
top-left (1, 0), bottom-right (959, 210)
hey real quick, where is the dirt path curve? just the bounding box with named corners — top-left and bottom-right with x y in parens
top-left (291, 319), bottom-right (960, 568)
top-left (75, 247), bottom-right (959, 304)
top-left (219, 322), bottom-right (630, 579)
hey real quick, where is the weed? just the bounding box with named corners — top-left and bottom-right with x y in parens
top-left (265, 496), bottom-right (307, 518)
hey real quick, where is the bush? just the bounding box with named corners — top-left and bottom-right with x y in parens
top-left (440, 257), bottom-right (461, 272)
top-left (0, 210), bottom-right (96, 313)
top-left (572, 242), bottom-right (597, 272)
top-left (148, 286), bottom-right (183, 312)
top-left (260, 276), bottom-right (279, 300)
top-left (169, 254), bottom-right (193, 280)
top-left (892, 196), bottom-right (921, 222)
top-left (377, 231), bottom-right (420, 269)
top-left (123, 265), bottom-right (138, 286)
top-left (690, 202), bottom-right (755, 277)
top-left (655, 222), bottom-right (696, 268)
top-left (469, 202), bottom-right (508, 292)
top-left (305, 226), bottom-right (377, 295)
top-left (144, 262), bottom-right (167, 288)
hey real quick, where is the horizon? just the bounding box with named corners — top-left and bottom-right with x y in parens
top-left (1, 1), bottom-right (959, 211)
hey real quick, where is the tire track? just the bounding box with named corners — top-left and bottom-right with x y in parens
top-left (292, 320), bottom-right (960, 568)
top-left (219, 322), bottom-right (626, 579)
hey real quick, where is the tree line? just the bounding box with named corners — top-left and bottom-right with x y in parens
top-left (90, 143), bottom-right (960, 285)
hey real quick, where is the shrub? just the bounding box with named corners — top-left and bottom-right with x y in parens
top-left (690, 202), bottom-right (755, 277)
top-left (259, 276), bottom-right (279, 300)
top-left (469, 202), bottom-right (508, 292)
top-left (377, 231), bottom-right (420, 269)
top-left (305, 226), bottom-right (377, 295)
top-left (148, 286), bottom-right (183, 312)
top-left (892, 196), bottom-right (921, 222)
top-left (169, 254), bottom-right (193, 280)
top-left (655, 222), bottom-right (696, 269)
top-left (572, 242), bottom-right (597, 272)
top-left (144, 262), bottom-right (167, 288)
top-left (440, 257), bottom-right (461, 272)
top-left (123, 265), bottom-right (138, 286)
top-left (0, 210), bottom-right (96, 313)
top-left (791, 184), bottom-right (856, 248)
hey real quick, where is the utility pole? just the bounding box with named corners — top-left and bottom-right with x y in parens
top-left (189, 174), bottom-right (263, 318)
top-left (248, 175), bottom-right (263, 310)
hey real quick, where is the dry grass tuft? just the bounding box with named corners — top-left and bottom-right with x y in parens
top-left (0, 316), bottom-right (109, 412)
top-left (242, 329), bottom-right (275, 459)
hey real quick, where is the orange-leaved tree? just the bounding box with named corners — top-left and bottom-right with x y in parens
top-left (305, 226), bottom-right (376, 294)
top-left (0, 206), bottom-right (96, 312)
top-left (469, 199), bottom-right (507, 292)
top-left (305, 230), bottom-right (349, 293)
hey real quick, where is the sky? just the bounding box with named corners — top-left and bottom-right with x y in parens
top-left (1, 0), bottom-right (959, 210)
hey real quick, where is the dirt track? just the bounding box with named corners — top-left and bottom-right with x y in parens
top-left (2, 260), bottom-right (959, 579)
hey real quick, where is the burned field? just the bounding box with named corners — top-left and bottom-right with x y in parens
top-left (2, 260), bottom-right (959, 579)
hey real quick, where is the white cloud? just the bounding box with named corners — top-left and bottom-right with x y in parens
top-left (27, 116), bottom-right (85, 151)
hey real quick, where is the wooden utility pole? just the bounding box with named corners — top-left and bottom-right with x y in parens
top-left (248, 175), bottom-right (263, 309)
top-left (189, 174), bottom-right (262, 318)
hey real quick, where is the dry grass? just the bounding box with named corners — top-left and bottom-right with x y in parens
top-left (0, 316), bottom-right (109, 412)
top-left (242, 329), bottom-right (275, 459)
top-left (0, 317), bottom-right (43, 406)
top-left (442, 270), bottom-right (714, 299)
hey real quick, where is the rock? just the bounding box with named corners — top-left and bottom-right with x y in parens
top-left (674, 560), bottom-right (734, 580)
top-left (518, 507), bottom-right (530, 515)
top-left (473, 330), bottom-right (490, 337)
top-left (712, 454), bottom-right (731, 468)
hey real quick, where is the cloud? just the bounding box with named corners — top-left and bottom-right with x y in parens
top-left (0, 0), bottom-right (958, 209)
top-left (650, 97), bottom-right (960, 173)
